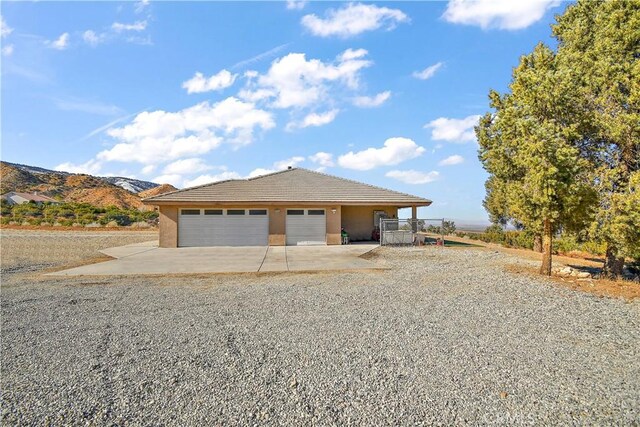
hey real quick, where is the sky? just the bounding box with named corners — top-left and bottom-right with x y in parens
top-left (0, 0), bottom-right (570, 224)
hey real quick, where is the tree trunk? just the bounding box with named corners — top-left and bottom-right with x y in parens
top-left (603, 244), bottom-right (625, 278)
top-left (533, 234), bottom-right (543, 253)
top-left (539, 219), bottom-right (553, 276)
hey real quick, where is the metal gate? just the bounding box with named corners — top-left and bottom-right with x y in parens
top-left (379, 218), bottom-right (445, 246)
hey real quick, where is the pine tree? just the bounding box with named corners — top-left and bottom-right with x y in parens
top-left (477, 44), bottom-right (597, 275)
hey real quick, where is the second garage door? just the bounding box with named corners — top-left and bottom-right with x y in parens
top-left (286, 209), bottom-right (326, 245)
top-left (178, 208), bottom-right (269, 247)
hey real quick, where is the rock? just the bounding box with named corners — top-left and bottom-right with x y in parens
top-left (576, 272), bottom-right (591, 279)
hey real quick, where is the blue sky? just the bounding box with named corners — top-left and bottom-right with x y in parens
top-left (1, 0), bottom-right (569, 223)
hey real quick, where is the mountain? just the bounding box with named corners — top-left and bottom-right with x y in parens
top-left (0, 161), bottom-right (176, 209)
top-left (3, 162), bottom-right (159, 193)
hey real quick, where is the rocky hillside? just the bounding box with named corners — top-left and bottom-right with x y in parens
top-left (138, 184), bottom-right (178, 199)
top-left (0, 161), bottom-right (176, 209)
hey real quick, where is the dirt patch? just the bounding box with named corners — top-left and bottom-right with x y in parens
top-left (0, 225), bottom-right (157, 232)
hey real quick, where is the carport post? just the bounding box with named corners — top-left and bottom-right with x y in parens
top-left (411, 205), bottom-right (417, 232)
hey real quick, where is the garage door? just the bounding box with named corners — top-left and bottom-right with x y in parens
top-left (286, 209), bottom-right (326, 245)
top-left (178, 208), bottom-right (269, 247)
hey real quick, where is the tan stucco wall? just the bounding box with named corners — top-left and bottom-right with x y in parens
top-left (341, 205), bottom-right (398, 241)
top-left (157, 204), bottom-right (397, 246)
top-left (159, 206), bottom-right (178, 248)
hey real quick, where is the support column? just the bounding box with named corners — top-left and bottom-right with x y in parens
top-left (411, 205), bottom-right (417, 232)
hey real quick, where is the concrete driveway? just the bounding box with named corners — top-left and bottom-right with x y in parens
top-left (49, 241), bottom-right (383, 276)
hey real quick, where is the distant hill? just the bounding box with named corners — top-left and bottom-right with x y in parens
top-left (0, 161), bottom-right (177, 209)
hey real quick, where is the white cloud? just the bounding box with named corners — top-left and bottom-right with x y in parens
top-left (183, 171), bottom-right (242, 188)
top-left (182, 70), bottom-right (237, 94)
top-left (55, 159), bottom-right (102, 175)
top-left (273, 156), bottom-right (305, 170)
top-left (352, 91), bottom-right (391, 108)
top-left (309, 152), bottom-right (334, 167)
top-left (48, 33), bottom-right (69, 50)
top-left (287, 109), bottom-right (339, 131)
top-left (241, 49), bottom-right (372, 109)
top-left (1, 16), bottom-right (13, 38)
top-left (442, 0), bottom-right (561, 30)
top-left (152, 174), bottom-right (184, 188)
top-left (386, 170), bottom-right (439, 184)
top-left (2, 44), bottom-right (13, 56)
top-left (135, 0), bottom-right (150, 14)
top-left (301, 3), bottom-right (409, 38)
top-left (438, 154), bottom-right (465, 166)
top-left (248, 168), bottom-right (276, 178)
top-left (163, 158), bottom-right (212, 175)
top-left (413, 62), bottom-right (443, 80)
top-left (98, 97), bottom-right (275, 164)
top-left (425, 115), bottom-right (480, 143)
top-left (82, 30), bottom-right (105, 47)
top-left (112, 21), bottom-right (147, 32)
top-left (286, 0), bottom-right (307, 10)
top-left (141, 165), bottom-right (156, 175)
top-left (338, 137), bottom-right (425, 171)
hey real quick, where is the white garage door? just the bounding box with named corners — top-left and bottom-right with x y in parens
top-left (286, 209), bottom-right (326, 246)
top-left (178, 208), bottom-right (269, 247)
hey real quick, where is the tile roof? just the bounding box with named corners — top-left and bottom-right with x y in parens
top-left (143, 168), bottom-right (432, 206)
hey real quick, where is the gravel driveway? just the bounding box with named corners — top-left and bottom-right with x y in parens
top-left (1, 230), bottom-right (639, 425)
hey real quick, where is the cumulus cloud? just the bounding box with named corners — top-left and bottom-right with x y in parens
top-left (48, 32), bottom-right (69, 50)
top-left (55, 159), bottom-right (102, 175)
top-left (286, 0), bottom-right (307, 10)
top-left (141, 165), bottom-right (156, 175)
top-left (182, 70), bottom-right (237, 94)
top-left (338, 137), bottom-right (425, 171)
top-left (309, 152), bottom-right (334, 167)
top-left (1, 16), bottom-right (12, 38)
top-left (301, 3), bottom-right (409, 38)
top-left (82, 30), bottom-right (105, 47)
top-left (163, 158), bottom-right (213, 175)
top-left (413, 62), bottom-right (443, 80)
top-left (273, 156), bottom-right (305, 170)
top-left (385, 170), bottom-right (439, 184)
top-left (151, 174), bottom-right (184, 188)
top-left (287, 109), bottom-right (339, 131)
top-left (425, 115), bottom-right (480, 143)
top-left (442, 0), bottom-right (561, 30)
top-left (352, 91), bottom-right (391, 108)
top-left (183, 171), bottom-right (243, 188)
top-left (240, 49), bottom-right (372, 109)
top-left (98, 97), bottom-right (275, 164)
top-left (438, 154), bottom-right (465, 166)
top-left (112, 21), bottom-right (147, 32)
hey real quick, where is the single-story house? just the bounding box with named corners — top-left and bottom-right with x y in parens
top-left (1, 191), bottom-right (60, 205)
top-left (142, 167), bottom-right (432, 247)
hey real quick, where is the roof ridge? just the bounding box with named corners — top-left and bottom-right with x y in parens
top-left (293, 167), bottom-right (429, 200)
top-left (141, 168), bottom-right (299, 202)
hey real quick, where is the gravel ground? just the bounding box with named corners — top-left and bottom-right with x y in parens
top-left (1, 231), bottom-right (639, 425)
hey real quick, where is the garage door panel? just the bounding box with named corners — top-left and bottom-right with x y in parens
top-left (286, 209), bottom-right (326, 246)
top-left (178, 209), bottom-right (268, 247)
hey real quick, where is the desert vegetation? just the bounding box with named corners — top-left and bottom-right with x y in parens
top-left (0, 200), bottom-right (159, 227)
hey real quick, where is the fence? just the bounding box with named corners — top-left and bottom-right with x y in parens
top-left (379, 218), bottom-right (445, 246)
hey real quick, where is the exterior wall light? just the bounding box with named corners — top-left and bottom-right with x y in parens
top-left (331, 208), bottom-right (337, 214)
top-left (275, 208), bottom-right (281, 213)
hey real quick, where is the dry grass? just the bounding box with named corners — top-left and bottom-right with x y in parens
top-left (504, 263), bottom-right (640, 300)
